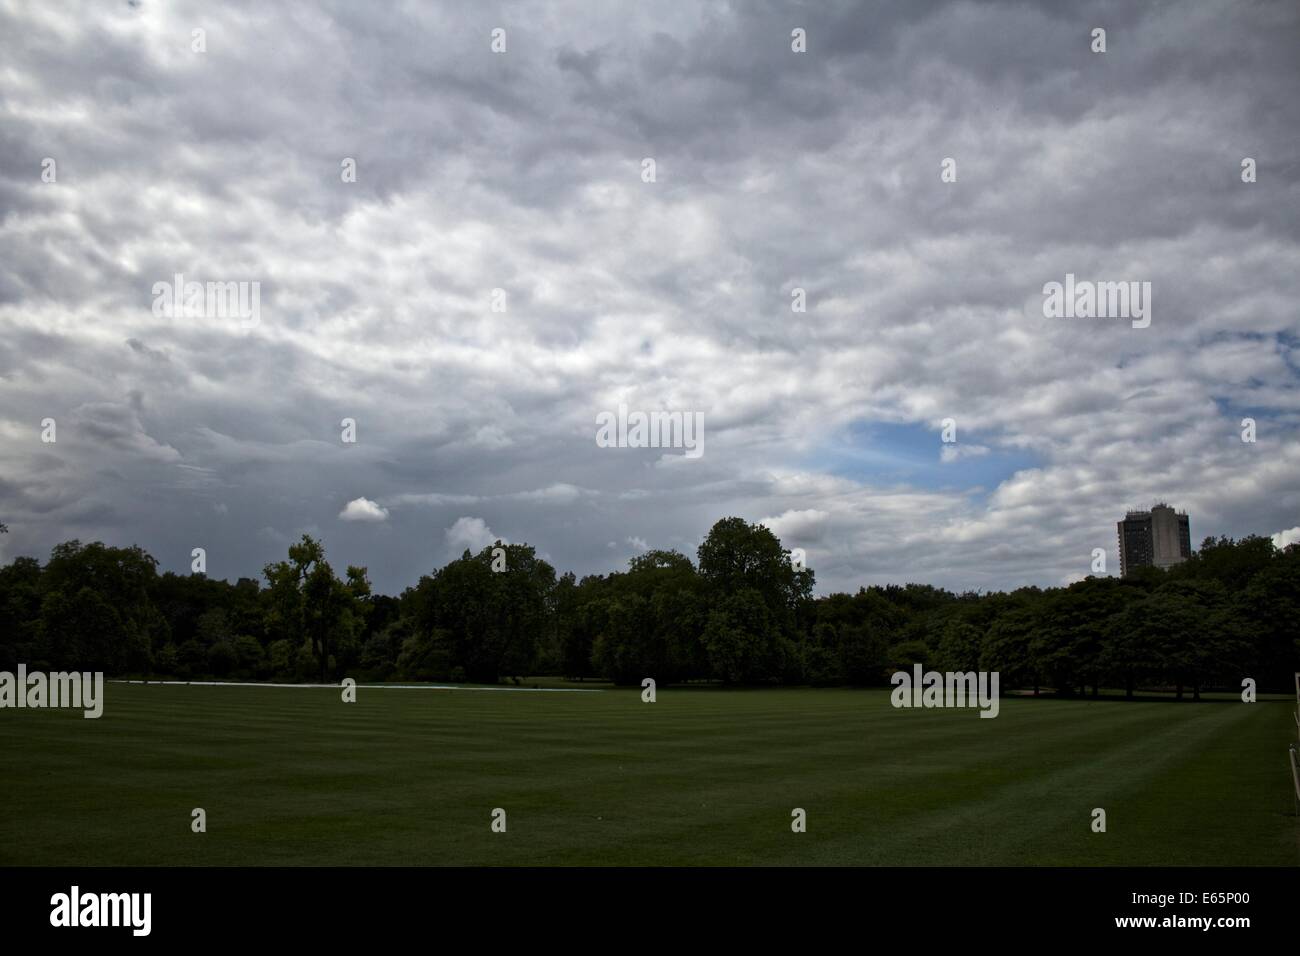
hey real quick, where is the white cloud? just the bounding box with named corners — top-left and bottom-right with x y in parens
top-left (760, 509), bottom-right (831, 544)
top-left (513, 484), bottom-right (586, 504)
top-left (445, 516), bottom-right (503, 556)
top-left (339, 498), bottom-right (389, 522)
top-left (1272, 527), bottom-right (1300, 550)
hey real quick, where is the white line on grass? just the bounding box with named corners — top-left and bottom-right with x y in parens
top-left (110, 680), bottom-right (603, 693)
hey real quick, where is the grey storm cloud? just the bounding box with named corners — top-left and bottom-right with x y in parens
top-left (0, 0), bottom-right (1297, 595)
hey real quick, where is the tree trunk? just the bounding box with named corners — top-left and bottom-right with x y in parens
top-left (1033, 684), bottom-right (1039, 697)
top-left (1092, 683), bottom-right (1099, 698)
top-left (1193, 681), bottom-right (1200, 702)
top-left (1176, 682), bottom-right (1184, 700)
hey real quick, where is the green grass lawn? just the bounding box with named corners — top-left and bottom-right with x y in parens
top-left (1, 682), bottom-right (1296, 866)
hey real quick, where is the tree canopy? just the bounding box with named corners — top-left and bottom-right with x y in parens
top-left (1, 523), bottom-right (1295, 694)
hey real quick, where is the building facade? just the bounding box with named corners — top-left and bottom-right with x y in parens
top-left (1117, 503), bottom-right (1191, 576)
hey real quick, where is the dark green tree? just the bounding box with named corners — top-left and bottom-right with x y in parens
top-left (262, 535), bottom-right (367, 681)
top-left (697, 518), bottom-right (814, 623)
top-left (701, 588), bottom-right (787, 683)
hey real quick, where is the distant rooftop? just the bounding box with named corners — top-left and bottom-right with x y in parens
top-left (1123, 502), bottom-right (1189, 517)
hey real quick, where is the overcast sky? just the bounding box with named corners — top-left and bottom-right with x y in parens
top-left (1, 0), bottom-right (1298, 596)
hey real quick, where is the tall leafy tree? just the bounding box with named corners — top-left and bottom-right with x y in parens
top-left (697, 518), bottom-right (814, 622)
top-left (418, 542), bottom-right (555, 683)
top-left (37, 541), bottom-right (163, 672)
top-left (262, 535), bottom-right (366, 681)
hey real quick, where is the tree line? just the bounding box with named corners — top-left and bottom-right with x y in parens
top-left (0, 517), bottom-right (1296, 695)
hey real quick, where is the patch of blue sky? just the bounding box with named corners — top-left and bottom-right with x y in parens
top-left (804, 420), bottom-right (1042, 498)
